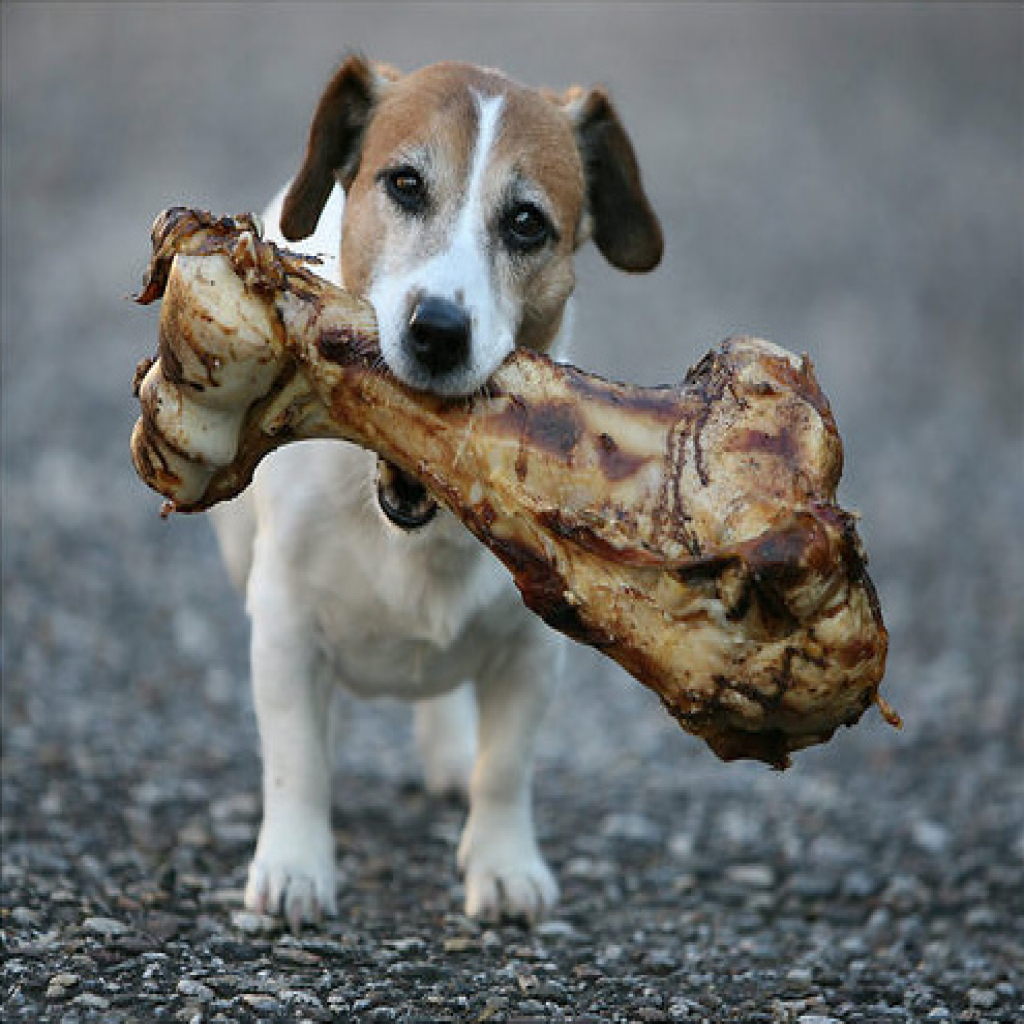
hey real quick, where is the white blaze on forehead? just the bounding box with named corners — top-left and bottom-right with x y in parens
top-left (460, 92), bottom-right (505, 244)
top-left (414, 91), bottom-right (506, 306)
top-left (369, 91), bottom-right (514, 396)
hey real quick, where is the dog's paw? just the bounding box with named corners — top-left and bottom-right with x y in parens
top-left (462, 849), bottom-right (559, 924)
top-left (458, 812), bottom-right (558, 924)
top-left (244, 813), bottom-right (337, 932)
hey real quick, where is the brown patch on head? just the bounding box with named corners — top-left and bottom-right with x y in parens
top-left (340, 64), bottom-right (489, 299)
top-left (490, 84), bottom-right (588, 354)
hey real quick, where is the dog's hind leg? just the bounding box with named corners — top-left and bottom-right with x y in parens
top-left (414, 685), bottom-right (476, 801)
top-left (458, 622), bottom-right (563, 923)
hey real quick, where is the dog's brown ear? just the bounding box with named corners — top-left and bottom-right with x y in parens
top-left (280, 55), bottom-right (390, 242)
top-left (563, 87), bottom-right (663, 273)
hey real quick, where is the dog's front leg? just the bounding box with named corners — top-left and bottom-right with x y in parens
top-left (458, 620), bottom-right (563, 923)
top-left (244, 557), bottom-right (337, 930)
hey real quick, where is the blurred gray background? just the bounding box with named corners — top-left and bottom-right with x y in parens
top-left (4, 0), bottom-right (1020, 763)
top-left (2, 4), bottom-right (1022, 1005)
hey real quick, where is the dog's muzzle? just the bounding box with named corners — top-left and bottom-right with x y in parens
top-left (376, 458), bottom-right (438, 530)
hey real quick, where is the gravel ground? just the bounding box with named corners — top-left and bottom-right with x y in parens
top-left (2, 4), bottom-right (1022, 1022)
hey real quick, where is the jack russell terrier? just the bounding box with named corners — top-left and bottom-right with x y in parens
top-left (209, 56), bottom-right (662, 930)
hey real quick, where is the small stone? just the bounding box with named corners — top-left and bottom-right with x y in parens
top-left (788, 873), bottom-right (839, 899)
top-left (387, 961), bottom-right (447, 983)
top-left (273, 944), bottom-right (321, 966)
top-left (11, 906), bottom-right (40, 926)
top-left (327, 990), bottom-right (352, 1012)
top-left (925, 1009), bottom-right (951, 1020)
top-left (443, 936), bottom-right (480, 953)
top-left (241, 993), bottom-right (281, 1012)
top-left (517, 999), bottom-right (546, 1015)
top-left (965, 906), bottom-right (999, 930)
top-left (643, 949), bottom-right (678, 975)
top-left (178, 820), bottom-right (211, 846)
top-left (772, 998), bottom-right (807, 1020)
top-left (532, 979), bottom-right (568, 1002)
top-left (81, 915), bottom-right (131, 937)
top-left (911, 819), bottom-right (951, 856)
top-left (18, 929), bottom-right (60, 953)
top-left (841, 869), bottom-right (879, 899)
top-left (517, 972), bottom-right (539, 994)
top-left (231, 910), bottom-right (277, 935)
top-left (726, 864), bottom-right (775, 889)
top-left (967, 988), bottom-right (998, 1009)
top-left (476, 996), bottom-right (508, 1020)
top-left (72, 993), bottom-right (110, 1011)
top-left (796, 1016), bottom-right (842, 1024)
top-left (669, 996), bottom-right (701, 1019)
top-left (210, 793), bottom-right (258, 820)
top-left (211, 820), bottom-right (253, 845)
top-left (144, 912), bottom-right (185, 940)
top-left (45, 972), bottom-right (79, 999)
top-left (534, 918), bottom-right (579, 939)
top-left (865, 907), bottom-right (891, 931)
top-left (601, 811), bottom-right (662, 843)
top-left (177, 979), bottom-right (214, 1002)
top-left (668, 832), bottom-right (695, 859)
top-left (564, 855), bottom-right (617, 879)
top-left (199, 888), bottom-right (246, 908)
top-left (881, 874), bottom-right (924, 910)
top-left (637, 1008), bottom-right (670, 1022)
top-left (787, 967), bottom-right (814, 985)
top-left (383, 935), bottom-right (427, 953)
top-left (281, 989), bottom-right (324, 1009)
top-left (599, 942), bottom-right (624, 963)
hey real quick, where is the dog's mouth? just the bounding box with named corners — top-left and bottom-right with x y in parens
top-left (376, 458), bottom-right (438, 530)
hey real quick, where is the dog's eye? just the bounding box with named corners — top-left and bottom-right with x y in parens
top-left (503, 203), bottom-right (552, 252)
top-left (381, 166), bottom-right (427, 213)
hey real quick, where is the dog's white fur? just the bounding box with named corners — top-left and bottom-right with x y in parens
top-left (209, 58), bottom-right (661, 929)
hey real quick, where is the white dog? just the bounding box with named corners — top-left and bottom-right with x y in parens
top-left (210, 56), bottom-right (662, 930)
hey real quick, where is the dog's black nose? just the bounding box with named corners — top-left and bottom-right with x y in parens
top-left (406, 296), bottom-right (471, 376)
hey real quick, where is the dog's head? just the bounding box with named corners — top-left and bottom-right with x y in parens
top-left (279, 57), bottom-right (663, 398)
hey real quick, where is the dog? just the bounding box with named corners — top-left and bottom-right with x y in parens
top-left (209, 56), bottom-right (662, 930)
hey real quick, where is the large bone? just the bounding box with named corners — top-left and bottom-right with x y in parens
top-left (132, 208), bottom-right (895, 768)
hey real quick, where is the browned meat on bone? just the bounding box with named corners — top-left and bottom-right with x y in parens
top-left (131, 208), bottom-right (896, 768)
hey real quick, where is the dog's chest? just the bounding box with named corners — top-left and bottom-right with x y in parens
top-left (307, 523), bottom-right (518, 699)
top-left (321, 619), bottom-right (480, 699)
